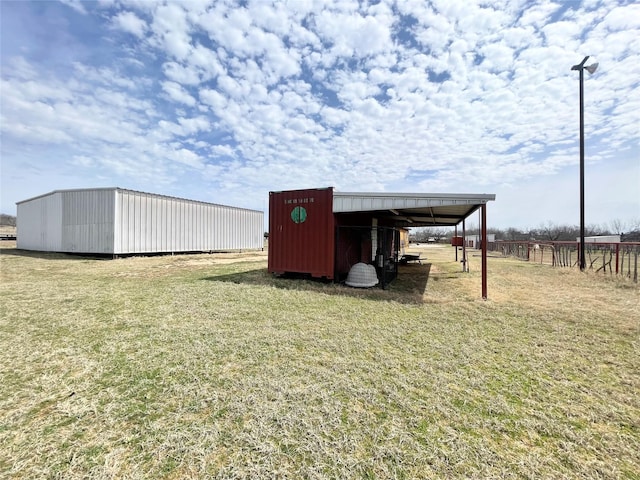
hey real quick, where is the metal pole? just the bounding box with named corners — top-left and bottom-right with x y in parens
top-left (455, 225), bottom-right (458, 262)
top-left (479, 208), bottom-right (482, 248)
top-left (462, 219), bottom-right (467, 272)
top-left (481, 204), bottom-right (487, 300)
top-left (572, 55), bottom-right (590, 272)
top-left (579, 65), bottom-right (586, 271)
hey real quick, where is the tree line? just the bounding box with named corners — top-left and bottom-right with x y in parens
top-left (411, 219), bottom-right (640, 243)
top-left (0, 214), bottom-right (16, 226)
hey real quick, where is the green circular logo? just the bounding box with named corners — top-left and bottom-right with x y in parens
top-left (291, 206), bottom-right (307, 224)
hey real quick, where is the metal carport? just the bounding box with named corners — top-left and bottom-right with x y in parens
top-left (333, 192), bottom-right (496, 298)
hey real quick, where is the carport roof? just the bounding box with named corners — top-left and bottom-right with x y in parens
top-left (333, 192), bottom-right (496, 227)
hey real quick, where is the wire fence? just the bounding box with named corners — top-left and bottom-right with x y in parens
top-left (489, 241), bottom-right (639, 283)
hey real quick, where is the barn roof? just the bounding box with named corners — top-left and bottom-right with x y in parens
top-left (16, 187), bottom-right (261, 213)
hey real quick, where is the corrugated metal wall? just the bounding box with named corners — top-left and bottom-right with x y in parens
top-left (268, 188), bottom-right (335, 278)
top-left (17, 192), bottom-right (63, 251)
top-left (113, 189), bottom-right (263, 254)
top-left (17, 188), bottom-right (263, 254)
top-left (61, 189), bottom-right (115, 253)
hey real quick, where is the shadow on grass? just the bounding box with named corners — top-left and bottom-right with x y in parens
top-left (0, 248), bottom-right (109, 261)
top-left (0, 248), bottom-right (250, 261)
top-left (202, 263), bottom-right (432, 305)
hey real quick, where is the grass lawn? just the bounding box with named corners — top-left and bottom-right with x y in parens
top-left (1, 245), bottom-right (638, 479)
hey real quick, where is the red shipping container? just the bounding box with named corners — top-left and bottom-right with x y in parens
top-left (268, 188), bottom-right (336, 279)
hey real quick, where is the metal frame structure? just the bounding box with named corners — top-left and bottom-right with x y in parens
top-left (333, 192), bottom-right (495, 298)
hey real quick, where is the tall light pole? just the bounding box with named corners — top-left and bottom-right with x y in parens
top-left (571, 56), bottom-right (598, 271)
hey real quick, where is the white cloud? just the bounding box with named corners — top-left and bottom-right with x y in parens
top-left (176, 116), bottom-right (210, 135)
top-left (479, 43), bottom-right (514, 72)
top-left (6, 56), bottom-right (39, 80)
top-left (541, 20), bottom-right (580, 47)
top-left (162, 61), bottom-right (201, 86)
top-left (250, 2), bottom-right (293, 36)
top-left (111, 11), bottom-right (147, 38)
top-left (70, 155), bottom-right (95, 167)
top-left (59, 0), bottom-right (87, 15)
top-left (168, 148), bottom-right (204, 168)
top-left (502, 26), bottom-right (539, 50)
top-left (72, 63), bottom-right (141, 90)
top-left (199, 88), bottom-right (228, 111)
top-left (188, 44), bottom-right (224, 81)
top-left (210, 144), bottom-right (236, 158)
top-left (161, 81), bottom-right (196, 106)
top-left (601, 3), bottom-right (640, 30)
top-left (149, 3), bottom-right (192, 60)
top-left (518, 2), bottom-right (561, 28)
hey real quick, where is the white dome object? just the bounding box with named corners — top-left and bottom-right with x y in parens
top-left (345, 263), bottom-right (379, 288)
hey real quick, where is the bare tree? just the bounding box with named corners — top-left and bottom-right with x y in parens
top-left (610, 218), bottom-right (627, 235)
top-left (535, 222), bottom-right (577, 241)
top-left (0, 214), bottom-right (16, 226)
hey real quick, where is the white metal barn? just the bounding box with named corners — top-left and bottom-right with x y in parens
top-left (577, 235), bottom-right (621, 243)
top-left (464, 234), bottom-right (496, 248)
top-left (16, 188), bottom-right (264, 255)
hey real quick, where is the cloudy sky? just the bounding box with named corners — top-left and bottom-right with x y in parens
top-left (1, 0), bottom-right (638, 230)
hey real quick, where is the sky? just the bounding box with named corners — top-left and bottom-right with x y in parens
top-left (1, 0), bottom-right (639, 231)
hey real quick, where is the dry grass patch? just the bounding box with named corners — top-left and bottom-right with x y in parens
top-left (1, 246), bottom-right (638, 478)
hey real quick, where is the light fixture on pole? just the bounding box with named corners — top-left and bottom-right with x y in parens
top-left (571, 56), bottom-right (598, 271)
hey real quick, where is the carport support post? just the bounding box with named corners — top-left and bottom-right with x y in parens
top-left (454, 225), bottom-right (458, 262)
top-left (481, 203), bottom-right (488, 300)
top-left (462, 219), bottom-right (467, 272)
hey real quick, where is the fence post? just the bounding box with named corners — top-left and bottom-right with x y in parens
top-left (615, 243), bottom-right (619, 274)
